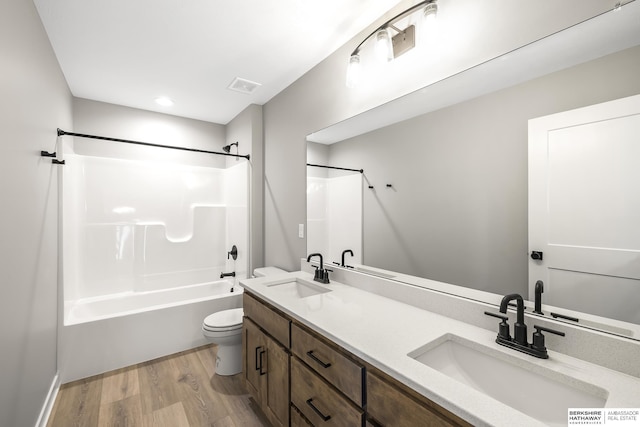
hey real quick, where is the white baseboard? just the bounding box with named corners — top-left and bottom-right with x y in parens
top-left (35, 372), bottom-right (60, 427)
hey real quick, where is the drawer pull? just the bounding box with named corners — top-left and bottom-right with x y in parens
top-left (306, 398), bottom-right (332, 421)
top-left (258, 348), bottom-right (266, 376)
top-left (255, 346), bottom-right (263, 371)
top-left (306, 350), bottom-right (332, 368)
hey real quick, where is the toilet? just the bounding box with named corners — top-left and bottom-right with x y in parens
top-left (202, 266), bottom-right (287, 376)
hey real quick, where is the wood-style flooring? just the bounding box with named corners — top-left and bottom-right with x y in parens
top-left (47, 344), bottom-right (270, 427)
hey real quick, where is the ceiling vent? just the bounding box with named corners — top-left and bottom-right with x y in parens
top-left (227, 77), bottom-right (261, 94)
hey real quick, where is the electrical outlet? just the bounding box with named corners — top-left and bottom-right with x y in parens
top-left (298, 224), bottom-right (304, 239)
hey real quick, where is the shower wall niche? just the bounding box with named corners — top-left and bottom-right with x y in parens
top-left (62, 147), bottom-right (249, 306)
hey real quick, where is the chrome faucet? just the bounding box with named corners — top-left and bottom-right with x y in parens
top-left (485, 292), bottom-right (565, 359)
top-left (307, 253), bottom-right (330, 284)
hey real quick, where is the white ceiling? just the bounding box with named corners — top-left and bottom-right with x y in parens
top-left (33, 0), bottom-right (403, 124)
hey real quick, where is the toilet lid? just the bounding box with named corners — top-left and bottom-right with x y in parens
top-left (203, 308), bottom-right (244, 329)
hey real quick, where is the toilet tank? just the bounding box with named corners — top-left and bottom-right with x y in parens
top-left (253, 266), bottom-right (288, 277)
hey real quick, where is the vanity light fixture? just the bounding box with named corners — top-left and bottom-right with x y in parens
top-left (346, 0), bottom-right (438, 88)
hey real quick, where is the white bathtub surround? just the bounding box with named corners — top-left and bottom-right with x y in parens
top-left (241, 271), bottom-right (640, 427)
top-left (59, 144), bottom-right (249, 382)
top-left (62, 151), bottom-right (249, 303)
top-left (307, 173), bottom-right (362, 265)
top-left (59, 282), bottom-right (242, 383)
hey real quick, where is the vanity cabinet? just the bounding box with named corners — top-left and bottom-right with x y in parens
top-left (243, 291), bottom-right (471, 427)
top-left (242, 293), bottom-right (290, 427)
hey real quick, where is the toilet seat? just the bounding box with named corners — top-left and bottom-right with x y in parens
top-left (203, 308), bottom-right (243, 332)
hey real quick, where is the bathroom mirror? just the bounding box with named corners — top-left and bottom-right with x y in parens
top-left (306, 2), bottom-right (640, 340)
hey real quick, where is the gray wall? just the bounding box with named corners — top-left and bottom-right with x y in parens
top-left (73, 97), bottom-right (226, 166)
top-left (306, 142), bottom-right (329, 178)
top-left (226, 104), bottom-right (265, 271)
top-left (326, 45), bottom-right (640, 295)
top-left (0, 0), bottom-right (72, 426)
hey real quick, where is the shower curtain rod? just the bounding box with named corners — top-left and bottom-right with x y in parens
top-left (306, 163), bottom-right (363, 173)
top-left (56, 128), bottom-right (250, 160)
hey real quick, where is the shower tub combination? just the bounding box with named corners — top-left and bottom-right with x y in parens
top-left (59, 280), bottom-right (242, 383)
top-left (59, 147), bottom-right (249, 383)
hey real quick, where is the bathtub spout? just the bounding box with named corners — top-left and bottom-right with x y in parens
top-left (220, 271), bottom-right (236, 279)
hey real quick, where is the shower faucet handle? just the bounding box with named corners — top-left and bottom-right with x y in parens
top-left (227, 245), bottom-right (238, 260)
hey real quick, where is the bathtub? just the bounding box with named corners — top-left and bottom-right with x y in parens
top-left (58, 280), bottom-right (243, 383)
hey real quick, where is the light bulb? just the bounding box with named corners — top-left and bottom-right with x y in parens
top-left (423, 2), bottom-right (438, 24)
top-left (375, 28), bottom-right (393, 62)
top-left (346, 54), bottom-right (361, 88)
top-left (421, 2), bottom-right (438, 44)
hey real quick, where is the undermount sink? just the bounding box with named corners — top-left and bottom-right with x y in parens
top-left (408, 334), bottom-right (608, 427)
top-left (265, 278), bottom-right (331, 298)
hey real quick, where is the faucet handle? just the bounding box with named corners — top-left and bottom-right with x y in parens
top-left (534, 325), bottom-right (565, 337)
top-left (531, 325), bottom-right (565, 356)
top-left (320, 268), bottom-right (331, 284)
top-left (484, 311), bottom-right (508, 321)
top-left (484, 311), bottom-right (511, 341)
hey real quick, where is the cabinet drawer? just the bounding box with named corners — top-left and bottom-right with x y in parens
top-left (291, 323), bottom-right (364, 406)
top-left (291, 405), bottom-right (312, 427)
top-left (291, 357), bottom-right (364, 427)
top-left (243, 292), bottom-right (290, 347)
top-left (367, 371), bottom-right (470, 427)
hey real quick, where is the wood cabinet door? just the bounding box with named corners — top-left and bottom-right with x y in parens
top-left (243, 318), bottom-right (265, 404)
top-left (263, 334), bottom-right (290, 427)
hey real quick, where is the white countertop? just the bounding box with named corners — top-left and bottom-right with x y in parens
top-left (240, 271), bottom-right (640, 427)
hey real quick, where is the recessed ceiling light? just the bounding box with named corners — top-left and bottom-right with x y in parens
top-left (155, 96), bottom-right (174, 107)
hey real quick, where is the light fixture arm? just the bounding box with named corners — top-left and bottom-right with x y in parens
top-left (389, 24), bottom-right (403, 34)
top-left (349, 0), bottom-right (436, 56)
